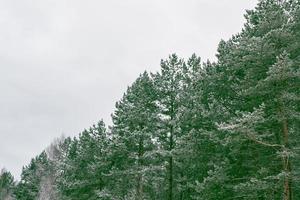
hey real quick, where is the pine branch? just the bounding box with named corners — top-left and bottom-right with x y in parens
top-left (246, 133), bottom-right (284, 148)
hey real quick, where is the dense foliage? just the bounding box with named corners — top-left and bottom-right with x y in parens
top-left (1, 0), bottom-right (299, 199)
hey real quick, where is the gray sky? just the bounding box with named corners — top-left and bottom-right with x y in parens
top-left (0, 0), bottom-right (258, 178)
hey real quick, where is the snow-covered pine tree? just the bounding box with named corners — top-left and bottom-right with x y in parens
top-left (14, 152), bottom-right (50, 200)
top-left (152, 54), bottom-right (185, 200)
top-left (0, 169), bottom-right (15, 200)
top-left (57, 121), bottom-right (109, 200)
top-left (109, 72), bottom-right (159, 199)
top-left (216, 1), bottom-right (300, 199)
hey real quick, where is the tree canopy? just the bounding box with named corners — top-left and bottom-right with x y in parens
top-left (2, 0), bottom-right (299, 199)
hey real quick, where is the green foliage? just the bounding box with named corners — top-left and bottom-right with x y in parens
top-left (14, 152), bottom-right (50, 200)
top-left (0, 169), bottom-right (15, 199)
top-left (7, 0), bottom-right (300, 199)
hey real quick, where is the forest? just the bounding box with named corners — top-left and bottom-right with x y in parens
top-left (1, 0), bottom-right (300, 199)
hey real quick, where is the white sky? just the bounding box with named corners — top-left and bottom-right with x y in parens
top-left (0, 0), bottom-right (258, 178)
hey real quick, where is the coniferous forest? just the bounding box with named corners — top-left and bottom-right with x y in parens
top-left (1, 0), bottom-right (300, 199)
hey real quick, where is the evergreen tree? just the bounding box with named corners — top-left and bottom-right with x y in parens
top-left (152, 54), bottom-right (185, 200)
top-left (58, 121), bottom-right (109, 200)
top-left (109, 72), bottom-right (159, 199)
top-left (0, 169), bottom-right (15, 200)
top-left (215, 0), bottom-right (300, 199)
top-left (15, 152), bottom-right (50, 200)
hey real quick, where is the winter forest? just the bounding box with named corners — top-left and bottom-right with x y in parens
top-left (1, 0), bottom-right (300, 199)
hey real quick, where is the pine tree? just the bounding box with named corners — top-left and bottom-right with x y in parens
top-left (15, 152), bottom-right (50, 200)
top-left (109, 72), bottom-right (159, 199)
top-left (215, 1), bottom-right (300, 198)
top-left (152, 54), bottom-right (186, 200)
top-left (58, 121), bottom-right (109, 200)
top-left (219, 52), bottom-right (299, 199)
top-left (0, 169), bottom-right (15, 200)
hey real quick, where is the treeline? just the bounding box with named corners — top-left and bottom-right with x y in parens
top-left (1, 0), bottom-right (300, 199)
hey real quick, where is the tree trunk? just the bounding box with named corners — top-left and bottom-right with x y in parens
top-left (168, 125), bottom-right (174, 200)
top-left (136, 135), bottom-right (144, 200)
top-left (282, 118), bottom-right (291, 200)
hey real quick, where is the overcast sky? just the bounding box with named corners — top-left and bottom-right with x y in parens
top-left (0, 0), bottom-right (258, 178)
